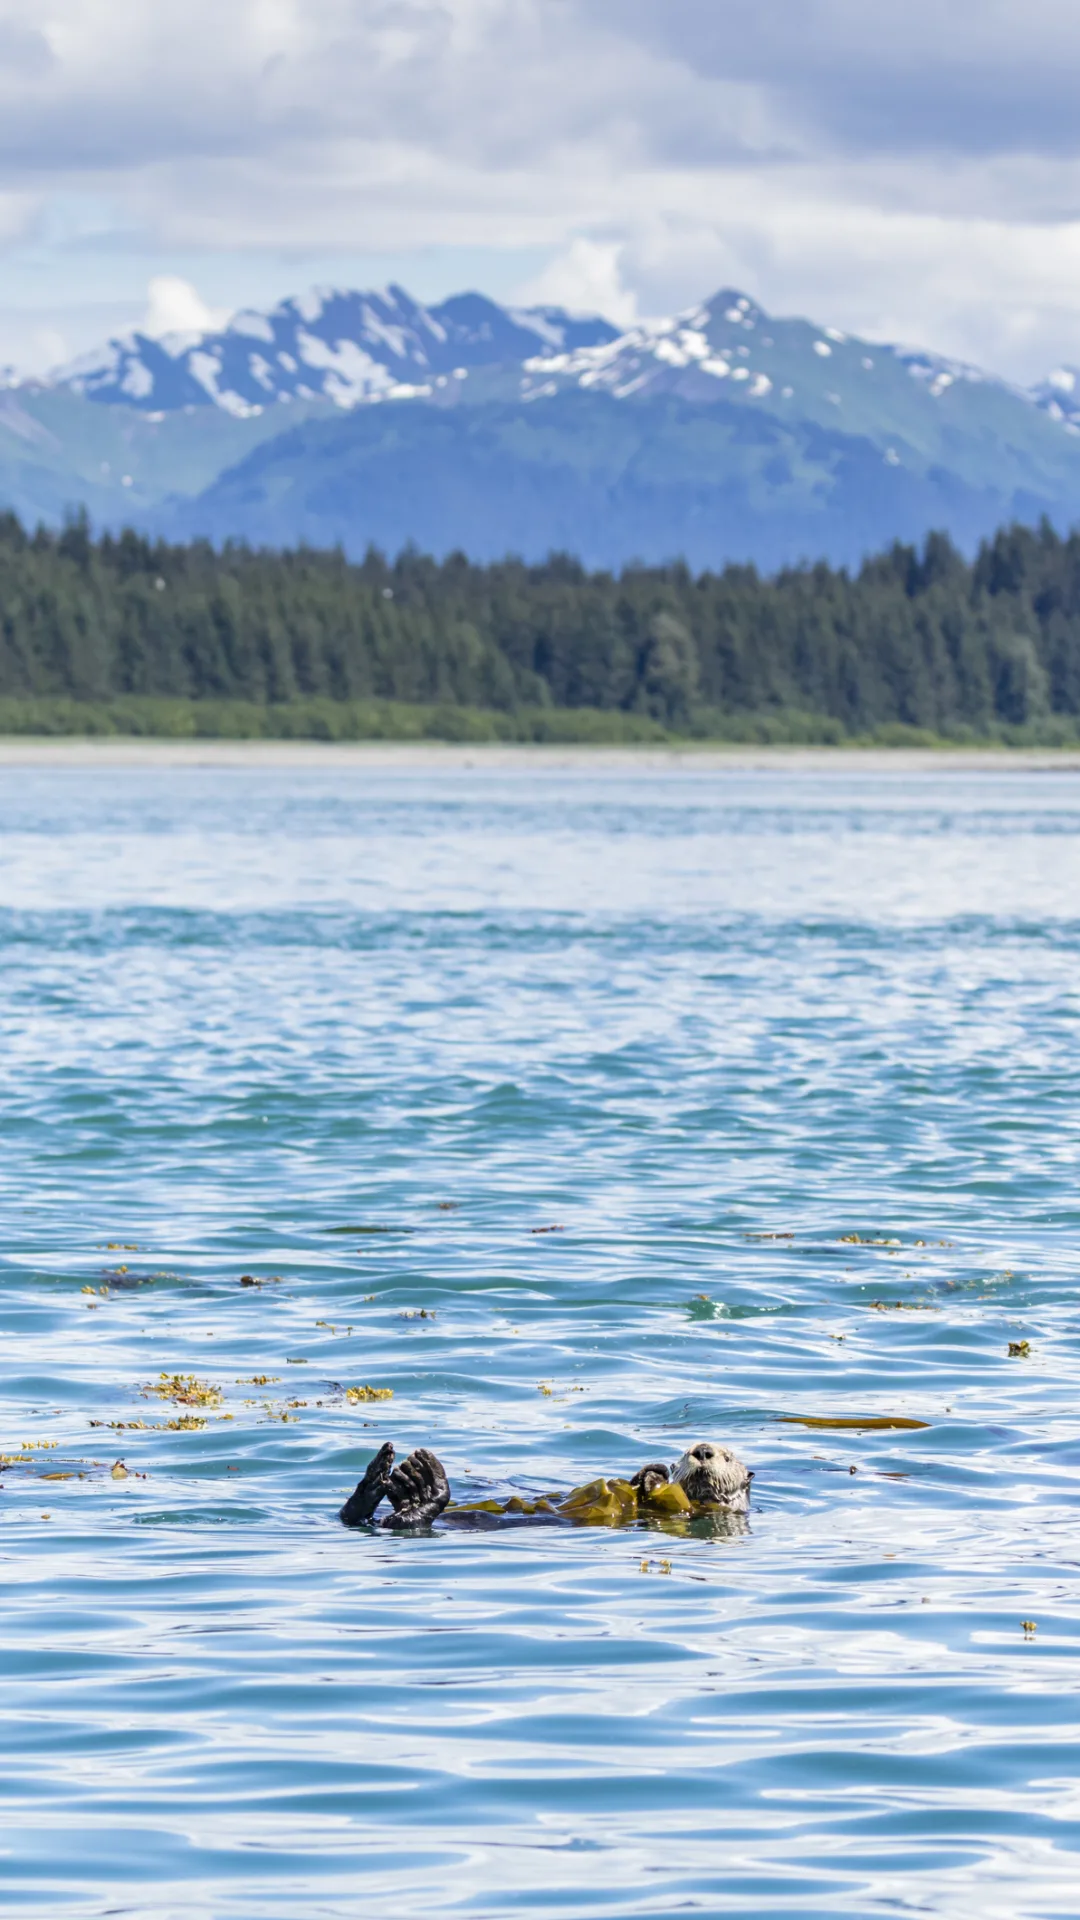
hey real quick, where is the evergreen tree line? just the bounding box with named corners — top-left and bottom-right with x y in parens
top-left (0, 510), bottom-right (1077, 732)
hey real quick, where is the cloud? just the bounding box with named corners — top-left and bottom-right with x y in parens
top-left (613, 188), bottom-right (1080, 382)
top-left (580, 0), bottom-right (1080, 161)
top-left (517, 240), bottom-right (639, 328)
top-left (1, 1), bottom-right (1080, 377)
top-left (140, 274), bottom-right (230, 338)
top-left (0, 15), bottom-right (53, 77)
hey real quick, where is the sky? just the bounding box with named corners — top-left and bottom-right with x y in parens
top-left (2, 0), bottom-right (1080, 381)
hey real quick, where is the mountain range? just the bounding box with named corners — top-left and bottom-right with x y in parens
top-left (4, 283), bottom-right (1080, 569)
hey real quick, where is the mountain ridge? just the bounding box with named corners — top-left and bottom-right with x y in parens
top-left (48, 285), bottom-right (620, 416)
top-left (36, 279), bottom-right (1077, 437)
top-left (4, 280), bottom-right (1080, 570)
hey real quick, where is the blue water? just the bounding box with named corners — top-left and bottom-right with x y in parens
top-left (2, 757), bottom-right (1080, 1919)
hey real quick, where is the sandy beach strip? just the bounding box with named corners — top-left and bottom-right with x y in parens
top-left (0, 737), bottom-right (1079, 773)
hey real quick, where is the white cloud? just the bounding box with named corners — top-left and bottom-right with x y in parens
top-left (608, 179), bottom-right (1080, 379)
top-left (2, 1), bottom-right (1080, 377)
top-left (140, 274), bottom-right (230, 338)
top-left (515, 241), bottom-right (639, 327)
top-left (30, 325), bottom-right (68, 371)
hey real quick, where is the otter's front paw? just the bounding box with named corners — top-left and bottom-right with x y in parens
top-left (381, 1448), bottom-right (450, 1530)
top-left (340, 1440), bottom-right (396, 1526)
top-left (630, 1462), bottom-right (670, 1498)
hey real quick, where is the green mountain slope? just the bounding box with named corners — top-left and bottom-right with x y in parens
top-left (518, 291), bottom-right (1080, 499)
top-left (158, 387), bottom-right (1080, 572)
top-left (0, 388), bottom-right (336, 527)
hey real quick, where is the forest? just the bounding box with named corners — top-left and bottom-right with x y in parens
top-left (0, 510), bottom-right (1078, 740)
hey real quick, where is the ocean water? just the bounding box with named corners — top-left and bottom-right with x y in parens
top-left (2, 755), bottom-right (1080, 1919)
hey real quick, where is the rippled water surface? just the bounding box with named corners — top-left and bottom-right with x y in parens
top-left (3, 755), bottom-right (1080, 1919)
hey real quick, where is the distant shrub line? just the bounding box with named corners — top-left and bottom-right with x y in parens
top-left (2, 695), bottom-right (1079, 749)
top-left (3, 510), bottom-right (1080, 737)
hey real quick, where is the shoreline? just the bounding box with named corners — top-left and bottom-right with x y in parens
top-left (2, 737), bottom-right (1080, 772)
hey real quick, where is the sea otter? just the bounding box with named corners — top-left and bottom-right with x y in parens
top-left (339, 1438), bottom-right (752, 1531)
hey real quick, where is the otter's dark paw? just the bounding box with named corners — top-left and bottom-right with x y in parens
top-left (380, 1448), bottom-right (451, 1530)
top-left (339, 1440), bottom-right (396, 1526)
top-left (630, 1462), bottom-right (671, 1497)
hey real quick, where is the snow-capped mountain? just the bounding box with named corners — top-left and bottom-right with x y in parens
top-left (42, 278), bottom-right (1080, 448)
top-left (49, 286), bottom-right (620, 416)
top-left (9, 279), bottom-right (1080, 574)
top-left (519, 289), bottom-right (1034, 426)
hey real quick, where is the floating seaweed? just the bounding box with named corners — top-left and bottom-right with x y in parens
top-left (323, 1224), bottom-right (411, 1235)
top-left (452, 1477), bottom-right (699, 1529)
top-left (779, 1413), bottom-right (930, 1431)
top-left (867, 1300), bottom-right (939, 1312)
top-left (143, 1373), bottom-right (224, 1410)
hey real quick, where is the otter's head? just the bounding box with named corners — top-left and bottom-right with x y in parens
top-left (671, 1440), bottom-right (752, 1509)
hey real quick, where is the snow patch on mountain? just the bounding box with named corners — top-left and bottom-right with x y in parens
top-left (1032, 365), bottom-right (1080, 429)
top-left (232, 312), bottom-right (275, 345)
top-left (121, 361), bottom-right (153, 401)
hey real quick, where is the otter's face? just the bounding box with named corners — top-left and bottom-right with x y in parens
top-left (671, 1440), bottom-right (751, 1508)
